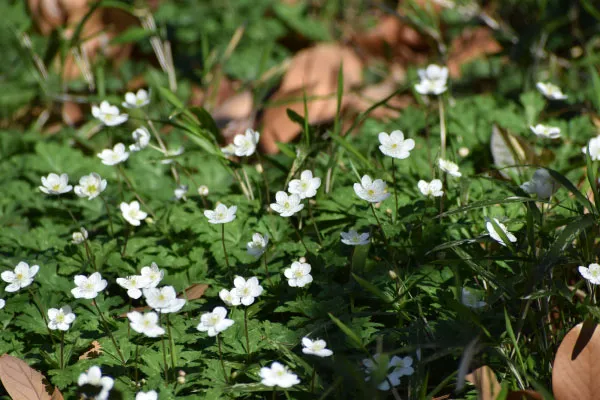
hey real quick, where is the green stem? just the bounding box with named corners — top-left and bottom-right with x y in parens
top-left (438, 96), bottom-right (447, 160)
top-left (60, 332), bottom-right (65, 369)
top-left (263, 251), bottom-right (273, 286)
top-left (93, 301), bottom-right (126, 365)
top-left (310, 363), bottom-right (316, 393)
top-left (217, 334), bottom-right (229, 384)
top-left (391, 158), bottom-right (399, 223)
top-left (99, 194), bottom-right (114, 236)
top-left (29, 288), bottom-right (55, 345)
top-left (121, 226), bottom-right (130, 257)
top-left (244, 307), bottom-right (251, 362)
top-left (160, 317), bottom-right (170, 384)
top-left (145, 111), bottom-right (180, 184)
top-left (307, 201), bottom-right (323, 246)
top-left (369, 203), bottom-right (389, 248)
top-left (255, 151), bottom-right (271, 204)
top-left (292, 221), bottom-right (309, 254)
top-left (118, 164), bottom-right (156, 218)
top-left (82, 238), bottom-right (97, 271)
top-left (134, 342), bottom-right (139, 385)
top-left (221, 224), bottom-right (230, 269)
top-left (166, 314), bottom-right (176, 372)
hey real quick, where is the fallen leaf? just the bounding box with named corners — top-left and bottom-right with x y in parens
top-left (79, 340), bottom-right (102, 360)
top-left (183, 283), bottom-right (209, 301)
top-left (51, 387), bottom-right (65, 400)
top-left (465, 365), bottom-right (501, 400)
top-left (553, 321), bottom-right (600, 400)
top-left (506, 390), bottom-right (543, 400)
top-left (346, 77), bottom-right (412, 120)
top-left (448, 27), bottom-right (502, 78)
top-left (0, 354), bottom-right (53, 400)
top-left (62, 101), bottom-right (83, 126)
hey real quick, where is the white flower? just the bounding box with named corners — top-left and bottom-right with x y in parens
top-left (232, 276), bottom-right (263, 306)
top-left (122, 89), bottom-right (150, 109)
top-left (530, 124), bottom-right (561, 139)
top-left (414, 64), bottom-right (448, 95)
top-left (221, 144), bottom-right (236, 157)
top-left (461, 288), bottom-right (487, 309)
top-left (232, 128), bottom-right (260, 157)
top-left (198, 185), bottom-right (209, 196)
top-left (219, 288), bottom-right (241, 307)
top-left (536, 82), bottom-right (567, 100)
top-left (486, 218), bottom-right (517, 247)
top-left (71, 272), bottom-right (107, 299)
top-left (47, 306), bottom-right (76, 331)
top-left (196, 306), bottom-right (235, 337)
top-left (288, 170), bottom-right (321, 199)
top-left (72, 228), bottom-right (89, 244)
top-left (39, 173), bottom-right (72, 195)
top-left (97, 143), bottom-right (129, 166)
top-left (91, 101), bottom-right (129, 126)
top-left (0, 299), bottom-right (5, 309)
top-left (140, 262), bottom-right (164, 288)
top-left (204, 204), bottom-right (237, 224)
top-left (520, 169), bottom-right (557, 199)
top-left (579, 263), bottom-right (600, 285)
top-left (1, 261), bottom-right (39, 292)
top-left (116, 275), bottom-right (151, 299)
top-left (259, 362), bottom-right (300, 388)
top-left (143, 286), bottom-right (186, 313)
top-left (174, 185), bottom-right (188, 200)
top-left (120, 201), bottom-right (148, 226)
top-left (74, 173), bottom-right (107, 200)
top-left (270, 191), bottom-right (304, 217)
top-left (284, 261), bottom-right (313, 288)
top-left (78, 366), bottom-right (114, 400)
top-left (340, 230), bottom-right (370, 246)
top-left (354, 175), bottom-right (390, 203)
top-left (129, 127), bottom-right (151, 152)
top-left (135, 391), bottom-right (158, 400)
top-left (247, 233), bottom-right (269, 257)
top-left (127, 311), bottom-right (165, 337)
top-left (417, 179), bottom-right (444, 197)
top-left (378, 130), bottom-right (415, 159)
top-left (302, 337), bottom-right (333, 357)
top-left (438, 159), bottom-right (462, 177)
top-left (582, 136), bottom-right (600, 161)
top-left (363, 354), bottom-right (414, 391)
top-left (160, 146), bottom-right (184, 164)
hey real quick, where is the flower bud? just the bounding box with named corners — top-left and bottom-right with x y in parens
top-left (198, 185), bottom-right (209, 196)
top-left (177, 376), bottom-right (186, 384)
top-left (388, 270), bottom-right (397, 280)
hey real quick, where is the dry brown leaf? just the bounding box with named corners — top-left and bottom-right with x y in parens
top-left (183, 283), bottom-right (209, 301)
top-left (260, 43), bottom-right (363, 153)
top-left (0, 354), bottom-right (54, 400)
top-left (346, 78), bottom-right (412, 120)
top-left (79, 340), bottom-right (102, 360)
top-left (448, 27), bottom-right (502, 78)
top-left (506, 390), bottom-right (543, 400)
top-left (51, 387), bottom-right (65, 400)
top-left (465, 365), bottom-right (502, 400)
top-left (553, 321), bottom-right (600, 400)
top-left (61, 101), bottom-right (83, 126)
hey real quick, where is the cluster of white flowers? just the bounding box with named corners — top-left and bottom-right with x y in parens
top-left (144, 286), bottom-right (186, 313)
top-left (415, 64), bottom-right (448, 95)
top-left (116, 262), bottom-right (163, 299)
top-left (219, 276), bottom-right (264, 306)
top-left (363, 353), bottom-right (415, 391)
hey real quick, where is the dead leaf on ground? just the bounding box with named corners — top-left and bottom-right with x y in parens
top-left (260, 43), bottom-right (363, 153)
top-left (346, 77), bottom-right (412, 120)
top-left (79, 340), bottom-right (102, 360)
top-left (506, 390), bottom-right (543, 400)
top-left (448, 27), bottom-right (502, 78)
top-left (465, 365), bottom-right (502, 400)
top-left (553, 321), bottom-right (600, 400)
top-left (0, 354), bottom-right (55, 400)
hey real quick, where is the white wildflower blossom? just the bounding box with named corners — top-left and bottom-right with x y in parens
top-left (438, 159), bottom-right (462, 177)
top-left (204, 204), bottom-right (237, 224)
top-left (288, 170), bottom-right (321, 199)
top-left (196, 306), bottom-right (235, 337)
top-left (417, 179), bottom-right (444, 197)
top-left (97, 143), bottom-right (129, 166)
top-left (39, 173), bottom-right (72, 195)
top-left (122, 89), bottom-right (150, 109)
top-left (486, 218), bottom-right (517, 247)
top-left (536, 82), bottom-right (567, 100)
top-left (120, 201), bottom-right (148, 226)
top-left (74, 173), bottom-right (107, 200)
top-left (354, 175), bottom-right (390, 203)
top-left (270, 191), bottom-right (304, 217)
top-left (302, 337), bottom-right (333, 357)
top-left (48, 306), bottom-right (76, 331)
top-left (340, 230), bottom-right (370, 246)
top-left (260, 362), bottom-right (300, 388)
top-left (127, 311), bottom-right (165, 337)
top-left (378, 130), bottom-right (415, 159)
top-left (1, 261), bottom-right (39, 292)
top-left (284, 260), bottom-right (313, 288)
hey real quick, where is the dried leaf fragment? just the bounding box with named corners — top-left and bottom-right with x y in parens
top-left (465, 365), bottom-right (501, 400)
top-left (0, 354), bottom-right (53, 400)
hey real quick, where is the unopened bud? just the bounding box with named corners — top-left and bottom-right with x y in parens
top-left (458, 147), bottom-right (470, 157)
top-left (178, 370), bottom-right (186, 377)
top-left (299, 257), bottom-right (306, 263)
top-left (144, 217), bottom-right (154, 225)
top-left (177, 376), bottom-right (186, 384)
top-left (198, 185), bottom-right (209, 196)
top-left (255, 163), bottom-right (264, 173)
top-left (388, 270), bottom-right (397, 280)
top-left (385, 208), bottom-right (392, 215)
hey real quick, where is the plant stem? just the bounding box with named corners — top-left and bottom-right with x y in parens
top-left (29, 288), bottom-right (55, 345)
top-left (93, 301), bottom-right (126, 365)
top-left (255, 151), bottom-right (271, 204)
top-left (292, 221), bottom-right (309, 254)
top-left (310, 363), bottom-right (316, 393)
top-left (217, 334), bottom-right (228, 384)
top-left (391, 158), bottom-right (399, 223)
top-left (221, 224), bottom-right (230, 269)
top-left (134, 342), bottom-right (139, 385)
top-left (82, 238), bottom-right (97, 271)
top-left (369, 203), bottom-right (389, 248)
top-left (145, 111), bottom-right (180, 184)
top-left (244, 307), bottom-right (251, 362)
top-left (166, 314), bottom-right (177, 373)
top-left (121, 227), bottom-right (130, 257)
top-left (438, 96), bottom-right (447, 160)
top-left (99, 194), bottom-right (114, 236)
top-left (241, 165), bottom-right (255, 200)
top-left (307, 201), bottom-right (323, 246)
top-left (118, 165), bottom-right (156, 218)
top-left (160, 317), bottom-right (170, 384)
top-left (60, 332), bottom-right (65, 369)
top-left (263, 251), bottom-right (273, 286)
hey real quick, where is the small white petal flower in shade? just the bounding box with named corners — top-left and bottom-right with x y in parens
top-left (363, 354), bottom-right (414, 391)
top-left (520, 169), bottom-right (557, 199)
top-left (122, 89), bottom-right (150, 109)
top-left (204, 204), bottom-right (237, 224)
top-left (579, 263), bottom-right (600, 285)
top-left (247, 233), bottom-right (269, 257)
top-left (72, 228), bottom-right (89, 244)
top-left (140, 262), bottom-right (165, 288)
top-left (129, 127), bottom-right (151, 152)
top-left (232, 276), bottom-right (263, 306)
top-left (389, 356), bottom-right (415, 379)
top-left (116, 275), bottom-right (151, 299)
top-left (97, 143), bottom-right (129, 166)
top-left (536, 82), bottom-right (567, 100)
top-left (259, 362), bottom-right (300, 388)
top-left (270, 191), bottom-right (304, 217)
top-left (135, 390), bottom-right (158, 400)
top-left (288, 170), bottom-right (321, 199)
top-left (461, 288), bottom-right (487, 309)
top-left (378, 130), bottom-right (415, 159)
top-left (530, 124), bottom-right (561, 139)
top-left (47, 306), bottom-right (76, 331)
top-left (143, 286), bottom-right (186, 313)
top-left (0, 299), bottom-right (5, 309)
top-left (340, 230), bottom-right (370, 246)
top-left (302, 337), bottom-right (333, 357)
top-left (197, 185), bottom-right (209, 196)
top-left (232, 128), bottom-right (260, 157)
top-left (486, 218), bottom-right (517, 247)
top-left (91, 101), bottom-right (129, 126)
top-left (74, 173), bottom-right (107, 200)
top-left (219, 288), bottom-right (241, 307)
top-left (39, 173), bottom-right (72, 195)
top-left (582, 136), bottom-right (600, 161)
top-left (414, 64), bottom-right (448, 95)
top-left (354, 175), bottom-right (390, 203)
top-left (174, 185), bottom-right (188, 200)
top-left (417, 179), bottom-right (444, 197)
top-left (127, 311), bottom-right (166, 337)
top-left (77, 366), bottom-right (114, 400)
top-left (120, 201), bottom-right (148, 226)
top-left (160, 146), bottom-right (184, 164)
top-left (1, 261), bottom-right (39, 292)
top-left (284, 261), bottom-right (313, 288)
top-left (221, 144), bottom-right (236, 157)
top-left (71, 272), bottom-right (107, 299)
top-left (438, 159), bottom-right (462, 177)
top-left (196, 306), bottom-right (235, 336)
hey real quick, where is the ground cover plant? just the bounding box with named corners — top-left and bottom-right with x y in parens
top-left (3, 0), bottom-right (600, 399)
